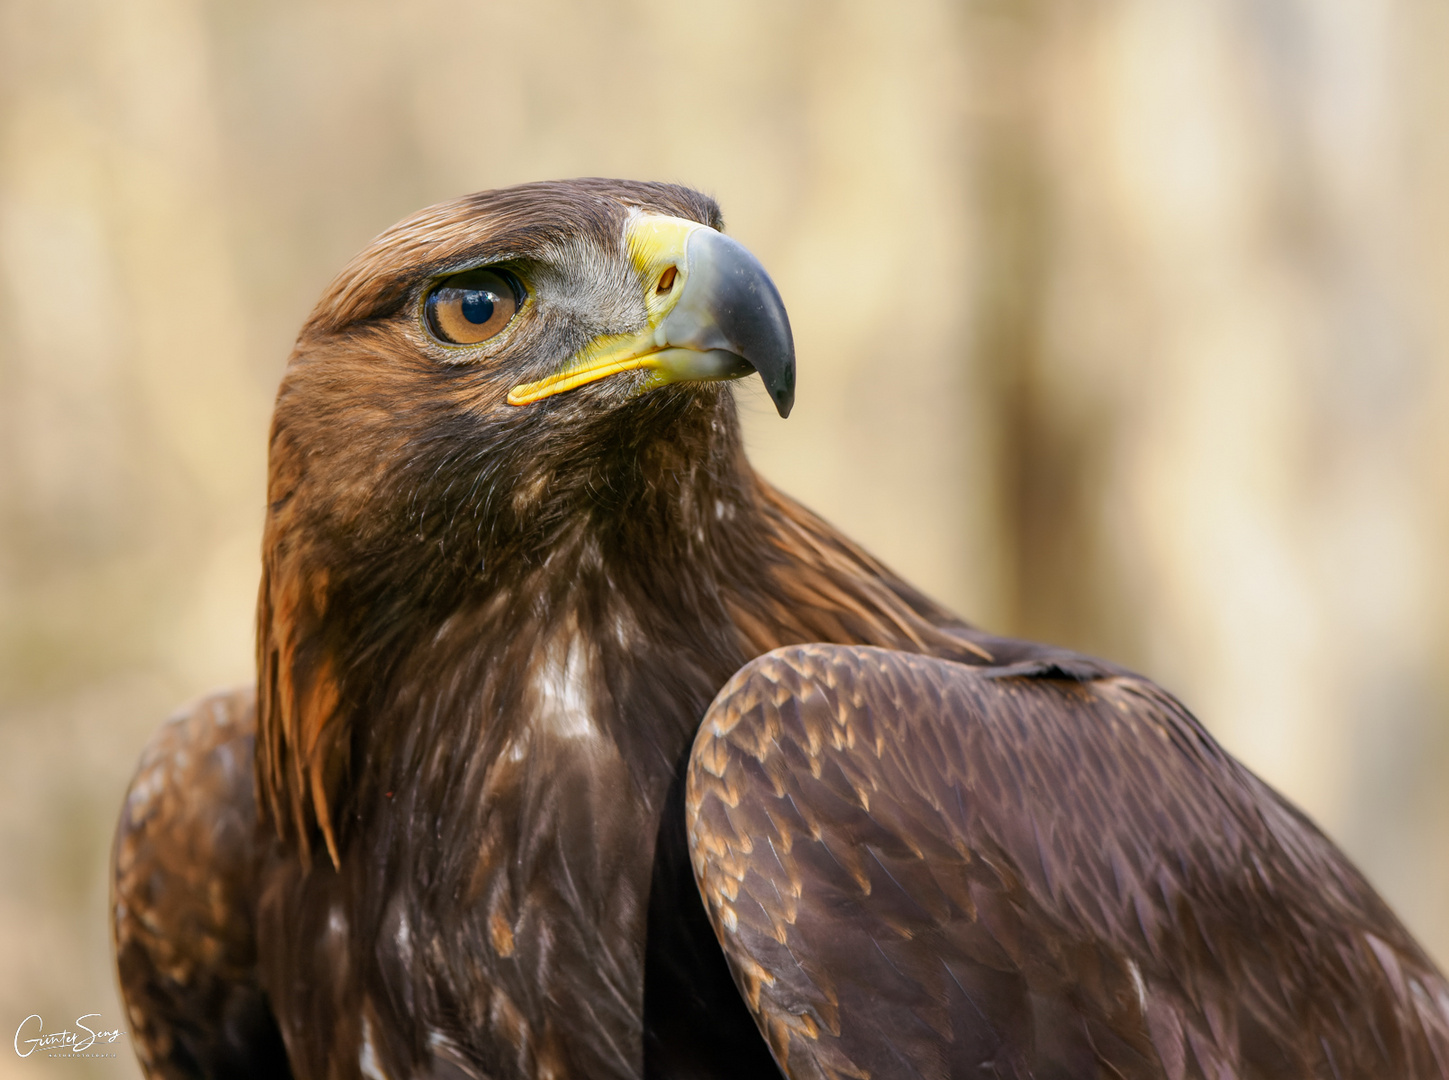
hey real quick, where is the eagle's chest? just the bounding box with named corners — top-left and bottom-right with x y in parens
top-left (361, 631), bottom-right (683, 1078)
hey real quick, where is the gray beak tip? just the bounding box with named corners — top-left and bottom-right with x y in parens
top-left (672, 228), bottom-right (797, 420)
top-left (770, 382), bottom-right (794, 419)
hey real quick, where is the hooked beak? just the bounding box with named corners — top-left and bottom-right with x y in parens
top-left (506, 214), bottom-right (796, 418)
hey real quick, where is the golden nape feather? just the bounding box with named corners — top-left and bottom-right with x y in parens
top-left (112, 180), bottom-right (1449, 1080)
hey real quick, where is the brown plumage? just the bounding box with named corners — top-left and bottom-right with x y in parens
top-left (111, 179), bottom-right (1449, 1080)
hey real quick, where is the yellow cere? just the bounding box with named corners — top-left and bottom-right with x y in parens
top-left (627, 214), bottom-right (702, 323)
top-left (506, 214), bottom-right (703, 407)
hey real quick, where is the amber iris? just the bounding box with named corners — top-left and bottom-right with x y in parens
top-left (425, 269), bottom-right (519, 345)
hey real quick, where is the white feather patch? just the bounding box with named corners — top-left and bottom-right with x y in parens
top-left (531, 629), bottom-right (599, 742)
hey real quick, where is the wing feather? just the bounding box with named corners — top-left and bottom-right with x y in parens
top-left (111, 688), bottom-right (292, 1079)
top-left (686, 644), bottom-right (1449, 1080)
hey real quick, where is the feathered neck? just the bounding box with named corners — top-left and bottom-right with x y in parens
top-left (255, 388), bottom-right (979, 867)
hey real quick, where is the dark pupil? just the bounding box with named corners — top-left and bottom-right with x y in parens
top-left (460, 290), bottom-right (494, 324)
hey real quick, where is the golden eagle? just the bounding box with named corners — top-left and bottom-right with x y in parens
top-left (112, 180), bottom-right (1449, 1079)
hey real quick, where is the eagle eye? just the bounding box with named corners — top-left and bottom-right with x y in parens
top-left (424, 269), bottom-right (520, 345)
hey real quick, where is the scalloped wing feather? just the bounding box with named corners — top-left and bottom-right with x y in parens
top-left (687, 644), bottom-right (1449, 1080)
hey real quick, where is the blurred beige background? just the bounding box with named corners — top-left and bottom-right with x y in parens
top-left (2, 0), bottom-right (1447, 1075)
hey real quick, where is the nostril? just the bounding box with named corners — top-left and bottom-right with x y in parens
top-left (656, 266), bottom-right (678, 295)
